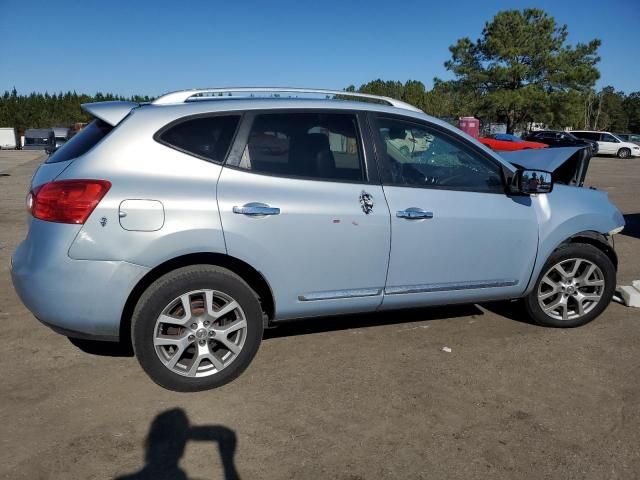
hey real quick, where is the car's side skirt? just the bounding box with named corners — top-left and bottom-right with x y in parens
top-left (384, 279), bottom-right (518, 295)
top-left (297, 280), bottom-right (518, 303)
top-left (298, 288), bottom-right (383, 302)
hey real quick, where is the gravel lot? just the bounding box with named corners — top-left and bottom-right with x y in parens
top-left (0, 151), bottom-right (638, 480)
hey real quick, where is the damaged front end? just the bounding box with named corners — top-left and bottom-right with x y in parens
top-left (500, 146), bottom-right (592, 187)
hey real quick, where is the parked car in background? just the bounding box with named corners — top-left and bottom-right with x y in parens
top-left (479, 134), bottom-right (547, 151)
top-left (45, 127), bottom-right (70, 154)
top-left (570, 131), bottom-right (640, 158)
top-left (0, 127), bottom-right (17, 149)
top-left (524, 130), bottom-right (598, 155)
top-left (11, 87), bottom-right (624, 392)
top-left (23, 128), bottom-right (51, 150)
top-left (615, 133), bottom-right (640, 146)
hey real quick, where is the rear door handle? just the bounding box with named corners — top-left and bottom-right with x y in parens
top-left (233, 203), bottom-right (280, 216)
top-left (396, 208), bottom-right (434, 220)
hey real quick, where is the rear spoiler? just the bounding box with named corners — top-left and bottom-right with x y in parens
top-left (499, 146), bottom-right (592, 187)
top-left (81, 101), bottom-right (139, 126)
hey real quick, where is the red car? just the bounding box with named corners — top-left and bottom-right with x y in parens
top-left (479, 134), bottom-right (548, 151)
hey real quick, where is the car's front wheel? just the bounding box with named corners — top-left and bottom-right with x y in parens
top-left (617, 148), bottom-right (631, 159)
top-left (132, 265), bottom-right (264, 391)
top-left (524, 243), bottom-right (616, 327)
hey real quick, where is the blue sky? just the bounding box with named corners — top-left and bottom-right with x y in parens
top-left (1, 0), bottom-right (638, 96)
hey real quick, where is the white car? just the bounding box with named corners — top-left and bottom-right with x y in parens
top-left (570, 130), bottom-right (640, 158)
top-left (0, 127), bottom-right (17, 149)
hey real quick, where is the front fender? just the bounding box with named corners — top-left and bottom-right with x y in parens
top-left (524, 185), bottom-right (624, 295)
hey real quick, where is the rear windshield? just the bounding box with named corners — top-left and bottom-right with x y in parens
top-left (46, 120), bottom-right (113, 164)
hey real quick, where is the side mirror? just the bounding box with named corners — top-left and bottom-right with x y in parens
top-left (516, 169), bottom-right (553, 194)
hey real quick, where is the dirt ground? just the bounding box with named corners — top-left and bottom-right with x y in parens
top-left (0, 152), bottom-right (638, 480)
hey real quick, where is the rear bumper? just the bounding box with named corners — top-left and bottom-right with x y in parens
top-left (10, 220), bottom-right (149, 340)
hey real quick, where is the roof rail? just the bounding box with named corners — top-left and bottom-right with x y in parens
top-left (152, 87), bottom-right (422, 113)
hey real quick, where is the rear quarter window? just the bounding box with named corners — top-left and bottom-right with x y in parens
top-left (156, 115), bottom-right (240, 163)
top-left (46, 120), bottom-right (113, 164)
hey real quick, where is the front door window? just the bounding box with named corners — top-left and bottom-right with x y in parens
top-left (376, 118), bottom-right (504, 193)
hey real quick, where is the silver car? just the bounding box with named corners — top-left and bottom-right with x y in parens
top-left (11, 88), bottom-right (625, 391)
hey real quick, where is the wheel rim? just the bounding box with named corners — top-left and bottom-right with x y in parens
top-left (537, 258), bottom-right (605, 321)
top-left (620, 149), bottom-right (629, 158)
top-left (153, 289), bottom-right (247, 377)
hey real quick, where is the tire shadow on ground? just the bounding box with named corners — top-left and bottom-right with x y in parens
top-left (264, 304), bottom-right (483, 339)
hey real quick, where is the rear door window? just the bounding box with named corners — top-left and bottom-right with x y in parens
top-left (46, 120), bottom-right (112, 164)
top-left (157, 115), bottom-right (240, 163)
top-left (232, 112), bottom-right (365, 182)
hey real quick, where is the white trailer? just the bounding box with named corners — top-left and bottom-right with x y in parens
top-left (0, 128), bottom-right (17, 149)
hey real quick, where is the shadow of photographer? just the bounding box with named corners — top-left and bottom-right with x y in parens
top-left (115, 408), bottom-right (239, 480)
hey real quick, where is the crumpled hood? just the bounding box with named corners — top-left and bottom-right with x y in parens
top-left (499, 146), bottom-right (591, 186)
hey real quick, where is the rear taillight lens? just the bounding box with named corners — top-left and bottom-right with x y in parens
top-left (30, 179), bottom-right (111, 224)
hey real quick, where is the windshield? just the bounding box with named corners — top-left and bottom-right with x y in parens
top-left (46, 120), bottom-right (113, 164)
top-left (562, 132), bottom-right (579, 141)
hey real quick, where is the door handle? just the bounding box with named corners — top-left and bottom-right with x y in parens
top-left (396, 208), bottom-right (434, 220)
top-left (233, 203), bottom-right (280, 216)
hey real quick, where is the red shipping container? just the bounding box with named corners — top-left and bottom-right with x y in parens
top-left (458, 116), bottom-right (479, 138)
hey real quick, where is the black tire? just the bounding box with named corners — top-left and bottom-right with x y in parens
top-left (523, 243), bottom-right (616, 328)
top-left (617, 148), bottom-right (631, 159)
top-left (132, 265), bottom-right (264, 392)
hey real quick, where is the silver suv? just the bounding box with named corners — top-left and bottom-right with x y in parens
top-left (11, 88), bottom-right (625, 391)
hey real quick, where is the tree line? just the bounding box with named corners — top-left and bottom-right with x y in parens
top-left (347, 79), bottom-right (640, 133)
top-left (0, 89), bottom-right (152, 136)
top-left (2, 83), bottom-right (637, 138)
top-left (1, 9), bottom-right (639, 137)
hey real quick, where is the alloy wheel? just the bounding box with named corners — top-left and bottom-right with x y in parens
top-left (153, 289), bottom-right (247, 377)
top-left (537, 258), bottom-right (605, 321)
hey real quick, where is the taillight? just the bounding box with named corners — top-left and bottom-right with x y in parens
top-left (30, 180), bottom-right (111, 224)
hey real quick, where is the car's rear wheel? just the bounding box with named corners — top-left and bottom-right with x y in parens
top-left (617, 148), bottom-right (631, 159)
top-left (132, 265), bottom-right (263, 391)
top-left (524, 243), bottom-right (615, 327)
